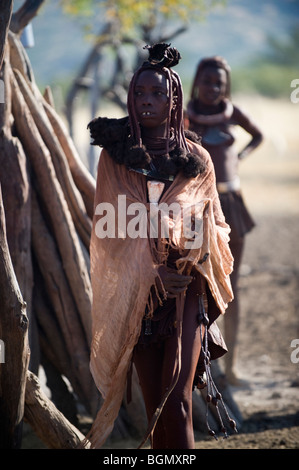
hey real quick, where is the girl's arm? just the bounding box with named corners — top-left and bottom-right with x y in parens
top-left (233, 105), bottom-right (264, 160)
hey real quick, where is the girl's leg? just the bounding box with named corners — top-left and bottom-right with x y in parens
top-left (134, 278), bottom-right (204, 449)
top-left (224, 237), bottom-right (244, 384)
top-left (160, 307), bottom-right (203, 447)
top-left (133, 343), bottom-right (168, 448)
top-left (158, 280), bottom-right (204, 449)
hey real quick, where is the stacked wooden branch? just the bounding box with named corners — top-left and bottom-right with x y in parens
top-left (0, 30), bottom-right (100, 424)
top-left (24, 370), bottom-right (87, 449)
top-left (0, 183), bottom-right (30, 448)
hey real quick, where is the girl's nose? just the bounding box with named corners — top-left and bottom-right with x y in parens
top-left (142, 93), bottom-right (153, 105)
top-left (210, 83), bottom-right (220, 92)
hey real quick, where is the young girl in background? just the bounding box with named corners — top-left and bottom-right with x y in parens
top-left (186, 56), bottom-right (263, 385)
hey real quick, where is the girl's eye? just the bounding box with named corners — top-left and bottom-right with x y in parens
top-left (156, 91), bottom-right (167, 97)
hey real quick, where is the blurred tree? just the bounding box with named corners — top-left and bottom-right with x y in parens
top-left (232, 23), bottom-right (299, 98)
top-left (60, 0), bottom-right (226, 173)
top-left (61, 0), bottom-right (223, 38)
top-left (10, 0), bottom-right (45, 35)
top-left (264, 24), bottom-right (299, 66)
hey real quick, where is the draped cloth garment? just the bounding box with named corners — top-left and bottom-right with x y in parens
top-left (84, 139), bottom-right (233, 448)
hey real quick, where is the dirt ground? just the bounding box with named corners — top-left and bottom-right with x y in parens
top-left (22, 95), bottom-right (299, 450)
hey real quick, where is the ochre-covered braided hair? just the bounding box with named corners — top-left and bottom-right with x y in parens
top-left (127, 43), bottom-right (188, 156)
top-left (88, 43), bottom-right (205, 178)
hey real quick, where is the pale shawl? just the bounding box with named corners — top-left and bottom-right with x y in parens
top-left (85, 139), bottom-right (233, 448)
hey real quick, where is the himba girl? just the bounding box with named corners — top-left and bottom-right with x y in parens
top-left (186, 56), bottom-right (263, 385)
top-left (83, 44), bottom-right (234, 449)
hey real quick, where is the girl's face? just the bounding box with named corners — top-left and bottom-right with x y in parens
top-left (196, 66), bottom-right (227, 106)
top-left (134, 69), bottom-right (170, 138)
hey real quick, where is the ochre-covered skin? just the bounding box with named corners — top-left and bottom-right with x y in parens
top-left (83, 45), bottom-right (234, 449)
top-left (186, 56), bottom-right (263, 385)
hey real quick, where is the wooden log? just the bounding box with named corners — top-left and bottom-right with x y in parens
top-left (43, 84), bottom-right (55, 108)
top-left (35, 291), bottom-right (84, 423)
top-left (0, 185), bottom-right (30, 448)
top-left (8, 30), bottom-right (35, 85)
top-left (10, 0), bottom-right (45, 36)
top-left (32, 265), bottom-right (75, 380)
top-left (0, 51), bottom-right (37, 372)
top-left (14, 68), bottom-right (92, 250)
top-left (31, 191), bottom-right (99, 416)
top-left (24, 370), bottom-right (87, 449)
top-left (10, 66), bottom-right (93, 345)
top-left (0, 132), bottom-right (33, 342)
top-left (0, 1), bottom-right (12, 71)
top-left (43, 98), bottom-right (96, 219)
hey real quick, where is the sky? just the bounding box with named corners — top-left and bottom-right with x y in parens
top-left (13, 0), bottom-right (299, 86)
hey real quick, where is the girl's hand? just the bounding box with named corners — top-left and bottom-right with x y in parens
top-left (158, 265), bottom-right (193, 298)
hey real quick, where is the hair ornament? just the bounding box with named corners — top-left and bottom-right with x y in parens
top-left (143, 43), bottom-right (181, 69)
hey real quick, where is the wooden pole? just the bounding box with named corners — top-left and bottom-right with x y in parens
top-left (10, 67), bottom-right (93, 344)
top-left (24, 371), bottom-right (87, 449)
top-left (43, 97), bottom-right (96, 219)
top-left (0, 1), bottom-right (13, 70)
top-left (0, 185), bottom-right (30, 448)
top-left (14, 69), bottom-right (92, 250)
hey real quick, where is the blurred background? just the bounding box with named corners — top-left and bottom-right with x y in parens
top-left (12, 0), bottom-right (299, 190)
top-left (14, 0), bottom-right (299, 95)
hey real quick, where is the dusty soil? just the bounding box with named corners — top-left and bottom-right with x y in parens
top-left (22, 95), bottom-right (299, 451)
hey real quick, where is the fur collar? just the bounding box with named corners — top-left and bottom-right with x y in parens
top-left (87, 116), bottom-right (206, 178)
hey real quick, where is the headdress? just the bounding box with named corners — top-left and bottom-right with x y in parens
top-left (127, 43), bottom-right (187, 156)
top-left (88, 43), bottom-right (205, 179)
